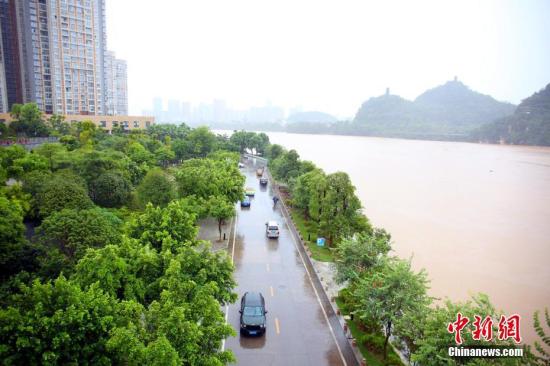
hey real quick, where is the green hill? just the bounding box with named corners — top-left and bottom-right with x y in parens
top-left (352, 79), bottom-right (516, 139)
top-left (471, 83), bottom-right (550, 146)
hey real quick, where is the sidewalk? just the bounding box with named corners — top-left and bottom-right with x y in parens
top-left (197, 217), bottom-right (233, 252)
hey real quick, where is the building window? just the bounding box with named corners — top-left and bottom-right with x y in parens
top-left (133, 121), bottom-right (139, 128)
top-left (146, 121), bottom-right (151, 127)
top-left (100, 121), bottom-right (106, 128)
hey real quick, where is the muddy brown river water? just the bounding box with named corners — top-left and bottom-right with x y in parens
top-left (259, 132), bottom-right (550, 345)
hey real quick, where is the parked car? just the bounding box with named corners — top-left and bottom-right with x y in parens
top-left (256, 167), bottom-right (264, 177)
top-left (265, 221), bottom-right (280, 238)
top-left (240, 292), bottom-right (267, 336)
top-left (238, 162), bottom-right (245, 168)
top-left (259, 177), bottom-right (268, 186)
top-left (240, 196), bottom-right (251, 207)
top-left (245, 187), bottom-right (255, 196)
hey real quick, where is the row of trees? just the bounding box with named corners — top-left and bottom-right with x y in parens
top-left (0, 107), bottom-right (260, 364)
top-left (267, 144), bottom-right (545, 365)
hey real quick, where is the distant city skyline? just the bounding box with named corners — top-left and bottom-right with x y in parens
top-left (106, 0), bottom-right (550, 118)
top-left (143, 97), bottom-right (291, 124)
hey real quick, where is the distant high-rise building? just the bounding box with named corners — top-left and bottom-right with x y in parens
top-left (0, 0), bottom-right (127, 115)
top-left (104, 51), bottom-right (128, 115)
top-left (167, 99), bottom-right (181, 121)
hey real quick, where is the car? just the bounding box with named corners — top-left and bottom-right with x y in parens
top-left (238, 162), bottom-right (245, 168)
top-left (259, 177), bottom-right (268, 186)
top-left (239, 292), bottom-right (267, 336)
top-left (265, 220), bottom-right (280, 238)
top-left (245, 187), bottom-right (255, 196)
top-left (240, 196), bottom-right (251, 207)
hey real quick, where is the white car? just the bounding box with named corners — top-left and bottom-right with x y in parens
top-left (265, 221), bottom-right (280, 238)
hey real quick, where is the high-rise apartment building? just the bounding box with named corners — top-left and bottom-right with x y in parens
top-left (0, 0), bottom-right (23, 112)
top-left (104, 50), bottom-right (127, 115)
top-left (0, 24), bottom-right (7, 113)
top-left (0, 0), bottom-right (127, 116)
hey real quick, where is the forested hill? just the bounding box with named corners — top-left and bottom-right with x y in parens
top-left (471, 83), bottom-right (550, 146)
top-left (414, 80), bottom-right (516, 125)
top-left (352, 79), bottom-right (516, 139)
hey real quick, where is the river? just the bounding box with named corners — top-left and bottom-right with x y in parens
top-left (220, 130), bottom-right (550, 344)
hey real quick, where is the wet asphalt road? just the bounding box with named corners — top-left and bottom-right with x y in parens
top-left (224, 158), bottom-right (349, 366)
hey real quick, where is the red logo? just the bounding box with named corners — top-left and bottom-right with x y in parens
top-left (447, 312), bottom-right (470, 344)
top-left (448, 314), bottom-right (521, 344)
top-left (498, 314), bottom-right (521, 344)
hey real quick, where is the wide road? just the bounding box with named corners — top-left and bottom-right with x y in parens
top-left (224, 157), bottom-right (357, 366)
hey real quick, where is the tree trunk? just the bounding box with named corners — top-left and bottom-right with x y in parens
top-left (383, 320), bottom-right (392, 361)
top-left (218, 218), bottom-right (222, 240)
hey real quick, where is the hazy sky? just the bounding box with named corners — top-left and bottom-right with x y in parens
top-left (106, 0), bottom-right (550, 118)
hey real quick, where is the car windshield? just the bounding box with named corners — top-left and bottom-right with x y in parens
top-left (268, 226), bottom-right (278, 231)
top-left (243, 306), bottom-right (263, 316)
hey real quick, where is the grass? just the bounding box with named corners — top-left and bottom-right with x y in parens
top-left (336, 297), bottom-right (404, 366)
top-left (289, 208), bottom-right (334, 262)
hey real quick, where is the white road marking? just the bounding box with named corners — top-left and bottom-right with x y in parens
top-left (270, 285), bottom-right (274, 297)
top-left (221, 214), bottom-right (238, 352)
top-left (275, 317), bottom-right (280, 335)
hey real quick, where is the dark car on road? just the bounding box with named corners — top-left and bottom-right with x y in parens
top-left (259, 177), bottom-right (268, 186)
top-left (240, 196), bottom-right (251, 207)
top-left (239, 292), bottom-right (267, 336)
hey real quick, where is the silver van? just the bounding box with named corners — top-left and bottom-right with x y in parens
top-left (265, 221), bottom-right (280, 238)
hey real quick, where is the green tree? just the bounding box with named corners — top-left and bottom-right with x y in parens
top-left (36, 207), bottom-right (122, 278)
top-left (0, 195), bottom-right (37, 280)
top-left (47, 114), bottom-right (71, 136)
top-left (33, 142), bottom-right (67, 170)
top-left (9, 103), bottom-right (49, 137)
top-left (154, 144), bottom-right (175, 168)
top-left (0, 144), bottom-right (27, 172)
top-left (270, 149), bottom-right (302, 182)
top-left (0, 276), bottom-right (119, 365)
top-left (8, 153), bottom-right (48, 179)
top-left (292, 168), bottom-right (326, 217)
top-left (531, 308), bottom-right (550, 365)
top-left (128, 141), bottom-right (155, 165)
top-left (90, 170), bottom-right (132, 207)
top-left (37, 171), bottom-right (94, 217)
top-left (59, 134), bottom-right (80, 150)
top-left (229, 130), bottom-right (255, 153)
top-left (127, 200), bottom-right (199, 251)
top-left (177, 126), bottom-right (217, 158)
top-left (136, 168), bottom-right (177, 207)
top-left (333, 229), bottom-right (391, 284)
top-left (176, 158), bottom-right (245, 203)
top-left (318, 172), bottom-right (365, 245)
top-left (266, 143), bottom-right (284, 160)
top-left (353, 257), bottom-right (431, 361)
top-left (207, 195), bottom-right (236, 240)
top-left (72, 237), bottom-right (162, 303)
